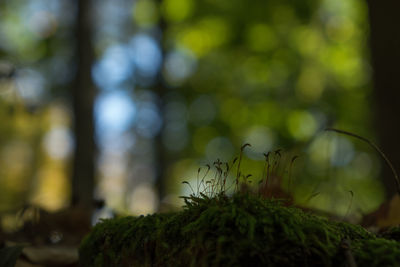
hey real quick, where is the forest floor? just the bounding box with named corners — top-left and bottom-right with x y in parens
top-left (3, 145), bottom-right (400, 266)
top-left (0, 206), bottom-right (90, 267)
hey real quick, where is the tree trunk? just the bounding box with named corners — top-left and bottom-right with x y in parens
top-left (154, 0), bottom-right (168, 208)
top-left (366, 0), bottom-right (400, 198)
top-left (71, 0), bottom-right (96, 211)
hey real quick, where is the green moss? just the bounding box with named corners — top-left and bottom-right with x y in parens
top-left (79, 193), bottom-right (399, 266)
top-left (380, 226), bottom-right (400, 241)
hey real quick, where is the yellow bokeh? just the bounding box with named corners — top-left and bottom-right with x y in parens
top-left (162, 0), bottom-right (194, 23)
top-left (14, 110), bottom-right (41, 139)
top-left (2, 13), bottom-right (42, 60)
top-left (178, 17), bottom-right (230, 57)
top-left (325, 16), bottom-right (356, 43)
top-left (31, 163), bottom-right (70, 211)
top-left (308, 134), bottom-right (334, 165)
top-left (292, 26), bottom-right (324, 57)
top-left (1, 140), bottom-right (33, 192)
top-left (321, 45), bottom-right (364, 88)
top-left (133, 0), bottom-right (159, 27)
top-left (287, 110), bottom-right (317, 141)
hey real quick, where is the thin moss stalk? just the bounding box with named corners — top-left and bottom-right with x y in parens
top-left (325, 128), bottom-right (400, 195)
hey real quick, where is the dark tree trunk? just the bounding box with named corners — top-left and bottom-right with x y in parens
top-left (154, 0), bottom-right (168, 208)
top-left (71, 0), bottom-right (96, 211)
top-left (366, 0), bottom-right (400, 198)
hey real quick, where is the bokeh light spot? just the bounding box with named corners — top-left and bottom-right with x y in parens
top-left (179, 17), bottom-right (230, 57)
top-left (162, 0), bottom-right (194, 23)
top-left (243, 126), bottom-right (275, 160)
top-left (133, 0), bottom-right (159, 27)
top-left (95, 91), bottom-right (136, 137)
top-left (205, 137), bottom-right (234, 162)
top-left (164, 48), bottom-right (197, 86)
top-left (129, 34), bottom-right (162, 81)
top-left (43, 126), bottom-right (73, 160)
top-left (92, 44), bottom-right (134, 90)
top-left (287, 110), bottom-right (317, 140)
top-left (129, 183), bottom-right (158, 215)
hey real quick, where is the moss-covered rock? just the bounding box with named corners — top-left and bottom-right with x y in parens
top-left (79, 193), bottom-right (400, 266)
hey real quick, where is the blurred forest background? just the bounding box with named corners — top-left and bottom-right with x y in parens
top-left (0, 0), bottom-right (398, 228)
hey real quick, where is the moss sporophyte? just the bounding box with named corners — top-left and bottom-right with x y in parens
top-left (79, 139), bottom-right (400, 266)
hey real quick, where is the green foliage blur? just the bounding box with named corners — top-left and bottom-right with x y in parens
top-left (157, 0), bottom-right (381, 216)
top-left (0, 0), bottom-right (383, 220)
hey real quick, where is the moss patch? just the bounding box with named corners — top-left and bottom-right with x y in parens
top-left (79, 193), bottom-right (400, 266)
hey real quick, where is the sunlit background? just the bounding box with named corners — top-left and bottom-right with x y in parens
top-left (0, 0), bottom-right (382, 223)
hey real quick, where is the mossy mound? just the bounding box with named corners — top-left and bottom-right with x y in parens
top-left (79, 193), bottom-right (400, 266)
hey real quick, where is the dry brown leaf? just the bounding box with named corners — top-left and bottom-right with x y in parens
top-left (22, 246), bottom-right (78, 266)
top-left (362, 195), bottom-right (400, 228)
